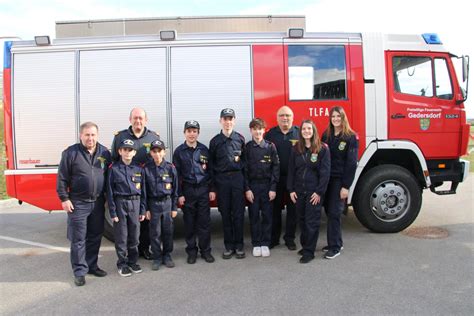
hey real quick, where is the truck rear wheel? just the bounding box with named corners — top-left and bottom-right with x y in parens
top-left (353, 164), bottom-right (422, 233)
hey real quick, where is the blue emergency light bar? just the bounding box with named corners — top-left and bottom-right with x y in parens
top-left (422, 33), bottom-right (442, 45)
top-left (3, 41), bottom-right (13, 69)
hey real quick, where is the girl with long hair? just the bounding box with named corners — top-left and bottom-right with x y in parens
top-left (287, 119), bottom-right (331, 263)
top-left (321, 106), bottom-right (358, 259)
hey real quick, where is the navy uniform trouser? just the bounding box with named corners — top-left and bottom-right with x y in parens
top-left (272, 176), bottom-right (297, 245)
top-left (182, 183), bottom-right (211, 256)
top-left (138, 218), bottom-right (150, 253)
top-left (113, 198), bottom-right (140, 269)
top-left (248, 182), bottom-right (273, 247)
top-left (148, 198), bottom-right (174, 263)
top-left (323, 178), bottom-right (345, 251)
top-left (296, 192), bottom-right (322, 257)
top-left (215, 172), bottom-right (245, 251)
top-left (67, 197), bottom-right (105, 277)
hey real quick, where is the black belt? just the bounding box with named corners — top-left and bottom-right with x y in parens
top-left (249, 179), bottom-right (271, 184)
top-left (183, 182), bottom-right (207, 188)
top-left (148, 196), bottom-right (170, 202)
top-left (218, 170), bottom-right (241, 176)
top-left (116, 195), bottom-right (140, 200)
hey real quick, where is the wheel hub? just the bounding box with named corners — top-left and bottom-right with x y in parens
top-left (371, 181), bottom-right (410, 222)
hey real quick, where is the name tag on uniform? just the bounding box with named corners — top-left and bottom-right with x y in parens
top-left (136, 183), bottom-right (141, 190)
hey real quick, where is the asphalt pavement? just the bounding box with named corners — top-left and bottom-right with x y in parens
top-left (0, 176), bottom-right (472, 315)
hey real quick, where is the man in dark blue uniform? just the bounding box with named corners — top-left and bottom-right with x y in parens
top-left (110, 107), bottom-right (160, 260)
top-left (264, 106), bottom-right (299, 250)
top-left (209, 108), bottom-right (246, 259)
top-left (57, 122), bottom-right (111, 286)
top-left (173, 120), bottom-right (216, 264)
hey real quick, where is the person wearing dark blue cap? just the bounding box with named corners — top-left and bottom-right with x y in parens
top-left (106, 139), bottom-right (146, 277)
top-left (143, 139), bottom-right (178, 271)
top-left (209, 108), bottom-right (247, 259)
top-left (173, 120), bottom-right (215, 264)
top-left (110, 108), bottom-right (160, 260)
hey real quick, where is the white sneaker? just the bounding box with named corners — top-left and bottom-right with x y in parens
top-left (252, 247), bottom-right (262, 257)
top-left (261, 246), bottom-right (270, 257)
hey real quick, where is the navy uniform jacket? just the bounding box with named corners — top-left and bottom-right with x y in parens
top-left (172, 141), bottom-right (211, 196)
top-left (287, 144), bottom-right (331, 196)
top-left (106, 160), bottom-right (146, 218)
top-left (244, 139), bottom-right (280, 192)
top-left (264, 125), bottom-right (299, 177)
top-left (57, 143), bottom-right (111, 202)
top-left (143, 160), bottom-right (179, 211)
top-left (111, 126), bottom-right (160, 164)
top-left (321, 133), bottom-right (358, 189)
top-left (209, 131), bottom-right (246, 189)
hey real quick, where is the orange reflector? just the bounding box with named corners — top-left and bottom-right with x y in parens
top-left (438, 164), bottom-right (446, 169)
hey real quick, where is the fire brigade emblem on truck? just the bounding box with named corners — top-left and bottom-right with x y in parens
top-left (420, 118), bottom-right (430, 131)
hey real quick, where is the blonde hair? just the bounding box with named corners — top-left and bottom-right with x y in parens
top-left (324, 106), bottom-right (355, 139)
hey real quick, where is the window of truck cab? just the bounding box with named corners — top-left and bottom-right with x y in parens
top-left (392, 56), bottom-right (453, 99)
top-left (288, 45), bottom-right (347, 100)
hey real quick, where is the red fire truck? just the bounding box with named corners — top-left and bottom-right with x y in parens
top-left (2, 30), bottom-right (470, 235)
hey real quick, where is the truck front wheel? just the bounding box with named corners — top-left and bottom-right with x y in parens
top-left (353, 164), bottom-right (422, 233)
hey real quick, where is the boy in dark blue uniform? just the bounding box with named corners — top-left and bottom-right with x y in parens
top-left (244, 118), bottom-right (280, 257)
top-left (209, 108), bottom-right (246, 259)
top-left (107, 139), bottom-right (146, 277)
top-left (173, 120), bottom-right (216, 264)
top-left (143, 140), bottom-right (178, 271)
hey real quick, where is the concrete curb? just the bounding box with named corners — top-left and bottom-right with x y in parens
top-left (0, 198), bottom-right (21, 208)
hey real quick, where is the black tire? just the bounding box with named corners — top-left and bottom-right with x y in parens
top-left (103, 208), bottom-right (115, 242)
top-left (353, 164), bottom-right (422, 233)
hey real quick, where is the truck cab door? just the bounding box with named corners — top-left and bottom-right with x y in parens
top-left (387, 52), bottom-right (462, 159)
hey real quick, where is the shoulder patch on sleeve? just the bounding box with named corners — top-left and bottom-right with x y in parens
top-left (114, 131), bottom-right (120, 136)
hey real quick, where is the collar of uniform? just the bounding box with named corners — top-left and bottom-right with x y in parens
top-left (276, 125), bottom-right (297, 135)
top-left (220, 130), bottom-right (236, 139)
top-left (117, 159), bottom-right (135, 168)
top-left (79, 142), bottom-right (98, 155)
top-left (127, 126), bottom-right (148, 139)
top-left (251, 139), bottom-right (266, 148)
top-left (155, 159), bottom-right (167, 169)
top-left (183, 141), bottom-right (198, 150)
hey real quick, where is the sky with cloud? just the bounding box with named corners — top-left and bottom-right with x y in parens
top-left (1, 0), bottom-right (472, 116)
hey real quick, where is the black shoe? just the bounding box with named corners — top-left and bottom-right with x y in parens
top-left (299, 255), bottom-right (314, 264)
top-left (140, 248), bottom-right (153, 260)
top-left (128, 263), bottom-right (143, 273)
top-left (187, 254), bottom-right (197, 264)
top-left (87, 268), bottom-right (107, 277)
top-left (324, 249), bottom-right (341, 259)
top-left (269, 242), bottom-right (280, 249)
top-left (322, 245), bottom-right (343, 252)
top-left (74, 276), bottom-right (85, 286)
top-left (118, 266), bottom-right (132, 277)
top-left (152, 261), bottom-right (161, 271)
top-left (201, 253), bottom-right (215, 263)
top-left (235, 249), bottom-right (246, 259)
top-left (222, 249), bottom-right (235, 259)
top-left (163, 257), bottom-right (175, 268)
top-left (285, 241), bottom-right (297, 251)
top-left (297, 249), bottom-right (304, 256)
